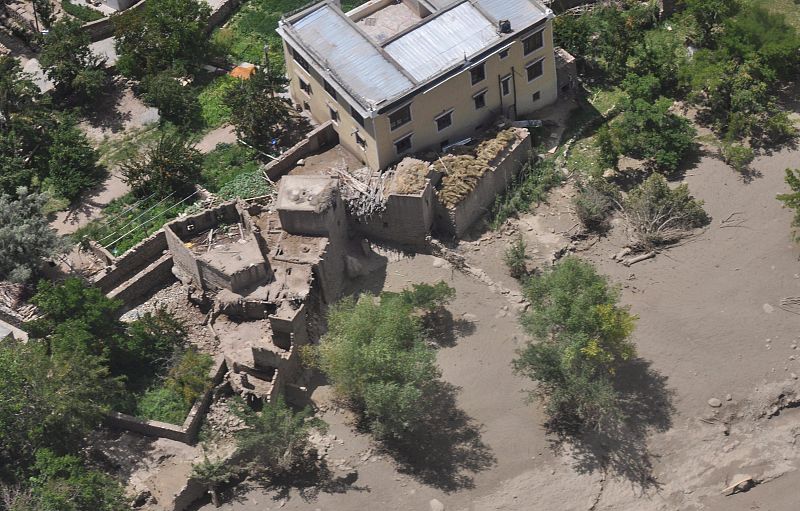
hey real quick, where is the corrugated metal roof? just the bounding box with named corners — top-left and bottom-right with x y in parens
top-left (475, 0), bottom-right (548, 29)
top-left (290, 4), bottom-right (415, 106)
top-left (384, 3), bottom-right (499, 82)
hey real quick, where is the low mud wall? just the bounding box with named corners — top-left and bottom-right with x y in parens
top-left (265, 122), bottom-right (338, 180)
top-left (106, 357), bottom-right (227, 443)
top-left (93, 230), bottom-right (168, 294)
top-left (435, 130), bottom-right (532, 238)
top-left (108, 253), bottom-right (174, 308)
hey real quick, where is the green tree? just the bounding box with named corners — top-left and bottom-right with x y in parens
top-left (46, 118), bottom-right (104, 201)
top-left (0, 188), bottom-right (68, 283)
top-left (314, 292), bottom-right (441, 439)
top-left (513, 257), bottom-right (637, 430)
top-left (398, 281), bottom-right (456, 316)
top-left (120, 132), bottom-right (202, 197)
top-left (117, 307), bottom-right (187, 391)
top-left (114, 0), bottom-right (211, 79)
top-left (190, 456), bottom-right (235, 507)
top-left (0, 339), bottom-right (121, 476)
top-left (141, 71), bottom-right (202, 128)
top-left (226, 68), bottom-right (309, 152)
top-left (233, 397), bottom-right (324, 477)
top-left (682, 0), bottom-right (740, 47)
top-left (39, 19), bottom-right (107, 104)
top-left (778, 168), bottom-right (800, 240)
top-left (30, 449), bottom-right (127, 511)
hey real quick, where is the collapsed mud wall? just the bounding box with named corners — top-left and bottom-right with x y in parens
top-left (353, 181), bottom-right (435, 247)
top-left (93, 230), bottom-right (168, 294)
top-left (264, 122), bottom-right (339, 180)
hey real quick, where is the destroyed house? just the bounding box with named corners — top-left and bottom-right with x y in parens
top-left (277, 0), bottom-right (558, 171)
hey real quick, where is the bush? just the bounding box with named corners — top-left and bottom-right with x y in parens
top-left (777, 168), bottom-right (800, 240)
top-left (490, 154), bottom-right (563, 228)
top-left (622, 173), bottom-right (709, 248)
top-left (136, 348), bottom-right (213, 424)
top-left (135, 386), bottom-right (188, 424)
top-left (574, 179), bottom-right (620, 231)
top-left (398, 281), bottom-right (455, 315)
top-left (720, 142), bottom-right (755, 174)
top-left (233, 397), bottom-right (325, 476)
top-left (504, 236), bottom-right (529, 280)
top-left (120, 132), bottom-right (203, 198)
top-left (217, 170), bottom-right (272, 200)
top-left (314, 292), bottom-right (441, 439)
top-left (198, 75), bottom-right (237, 127)
top-left (46, 118), bottom-right (104, 201)
top-left (513, 257), bottom-right (637, 430)
top-left (202, 143), bottom-right (262, 191)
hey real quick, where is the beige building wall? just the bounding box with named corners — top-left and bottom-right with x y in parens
top-left (282, 18), bottom-right (558, 171)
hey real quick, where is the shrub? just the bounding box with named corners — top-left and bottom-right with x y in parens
top-left (777, 168), bottom-right (800, 240)
top-left (490, 154), bottom-right (563, 228)
top-left (120, 132), bottom-right (203, 198)
top-left (398, 281), bottom-right (456, 315)
top-left (46, 118), bottom-right (104, 201)
top-left (513, 257), bottom-right (637, 430)
top-left (136, 348), bottom-right (213, 424)
top-left (621, 173), bottom-right (709, 249)
top-left (61, 0), bottom-right (104, 21)
top-left (233, 397), bottom-right (325, 476)
top-left (574, 179), bottom-right (620, 231)
top-left (314, 292), bottom-right (441, 439)
top-left (136, 386), bottom-right (188, 424)
top-left (503, 236), bottom-right (529, 280)
top-left (141, 71), bottom-right (202, 129)
top-left (201, 143), bottom-right (261, 192)
top-left (217, 170), bottom-right (272, 200)
top-left (720, 142), bottom-right (755, 174)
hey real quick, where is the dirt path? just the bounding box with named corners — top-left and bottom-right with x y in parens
top-left (196, 125), bottom-right (237, 154)
top-left (50, 171), bottom-right (130, 235)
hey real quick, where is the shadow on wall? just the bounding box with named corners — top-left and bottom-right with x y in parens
top-left (548, 358), bottom-right (675, 491)
top-left (380, 380), bottom-right (497, 492)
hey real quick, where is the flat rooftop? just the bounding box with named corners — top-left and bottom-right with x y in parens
top-left (278, 0), bottom-right (552, 111)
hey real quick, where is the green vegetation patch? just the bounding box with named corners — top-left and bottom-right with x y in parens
top-left (198, 74), bottom-right (237, 128)
top-left (61, 0), bottom-right (105, 22)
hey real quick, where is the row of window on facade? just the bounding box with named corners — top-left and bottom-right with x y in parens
top-left (291, 26), bottom-right (546, 156)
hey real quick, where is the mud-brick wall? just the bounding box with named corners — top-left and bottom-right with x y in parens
top-left (354, 181), bottom-right (435, 246)
top-left (311, 238), bottom-right (346, 304)
top-left (165, 225), bottom-right (203, 288)
top-left (166, 202), bottom-right (239, 241)
top-left (436, 131), bottom-right (532, 238)
top-left (269, 303), bottom-right (308, 348)
top-left (93, 230), bottom-right (168, 293)
top-left (264, 122), bottom-right (339, 180)
top-left (108, 253), bottom-right (174, 308)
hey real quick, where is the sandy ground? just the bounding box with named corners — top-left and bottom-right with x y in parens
top-left (196, 125), bottom-right (238, 154)
top-left (196, 138), bottom-right (800, 510)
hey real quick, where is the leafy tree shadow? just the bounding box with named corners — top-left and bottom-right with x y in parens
top-left (424, 309), bottom-right (476, 348)
top-left (82, 77), bottom-right (133, 134)
top-left (378, 381), bottom-right (496, 492)
top-left (547, 358), bottom-right (674, 492)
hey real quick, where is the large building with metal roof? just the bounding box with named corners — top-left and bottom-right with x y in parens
top-left (277, 0), bottom-right (558, 170)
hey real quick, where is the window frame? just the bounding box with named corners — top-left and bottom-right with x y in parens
top-left (329, 105), bottom-right (339, 123)
top-left (532, 90), bottom-right (541, 102)
top-left (501, 75), bottom-right (512, 96)
top-left (470, 63), bottom-right (486, 85)
top-left (523, 29), bottom-right (544, 56)
top-left (389, 104), bottom-right (412, 131)
top-left (351, 107), bottom-right (365, 128)
top-left (355, 131), bottom-right (366, 150)
top-left (292, 48), bottom-right (311, 72)
top-left (473, 89), bottom-right (487, 110)
top-left (394, 133), bottom-right (413, 155)
top-left (298, 77), bottom-right (312, 95)
top-left (526, 58), bottom-right (544, 82)
top-left (434, 109), bottom-right (454, 132)
top-left (324, 79), bottom-right (337, 100)
top-left (499, 49), bottom-right (509, 59)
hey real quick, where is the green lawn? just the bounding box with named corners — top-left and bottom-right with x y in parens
top-left (201, 143), bottom-right (273, 200)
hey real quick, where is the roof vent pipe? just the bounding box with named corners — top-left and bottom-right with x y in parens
top-left (498, 19), bottom-right (512, 33)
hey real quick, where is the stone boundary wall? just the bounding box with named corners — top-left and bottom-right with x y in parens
top-left (353, 181), bottom-right (435, 247)
top-left (265, 122), bottom-right (338, 180)
top-left (106, 357), bottom-right (228, 443)
top-left (93, 230), bottom-right (167, 294)
top-left (206, 0), bottom-right (243, 33)
top-left (107, 253), bottom-right (174, 307)
top-left (434, 129), bottom-right (532, 238)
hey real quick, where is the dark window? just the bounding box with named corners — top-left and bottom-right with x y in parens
top-left (532, 91), bottom-right (541, 102)
top-left (395, 134), bottom-right (412, 154)
top-left (389, 104), bottom-right (412, 130)
top-left (470, 63), bottom-right (486, 85)
top-left (303, 101), bottom-right (310, 111)
top-left (501, 75), bottom-right (511, 96)
top-left (299, 77), bottom-right (312, 95)
top-left (355, 132), bottom-right (366, 149)
top-left (473, 91), bottom-right (486, 109)
top-left (435, 111), bottom-right (453, 132)
top-left (329, 106), bottom-right (339, 122)
top-left (324, 80), bottom-right (337, 99)
top-left (351, 107), bottom-right (365, 127)
top-left (292, 48), bottom-right (310, 72)
top-left (527, 59), bottom-right (543, 81)
top-left (499, 49), bottom-right (509, 59)
top-left (523, 30), bottom-right (544, 55)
